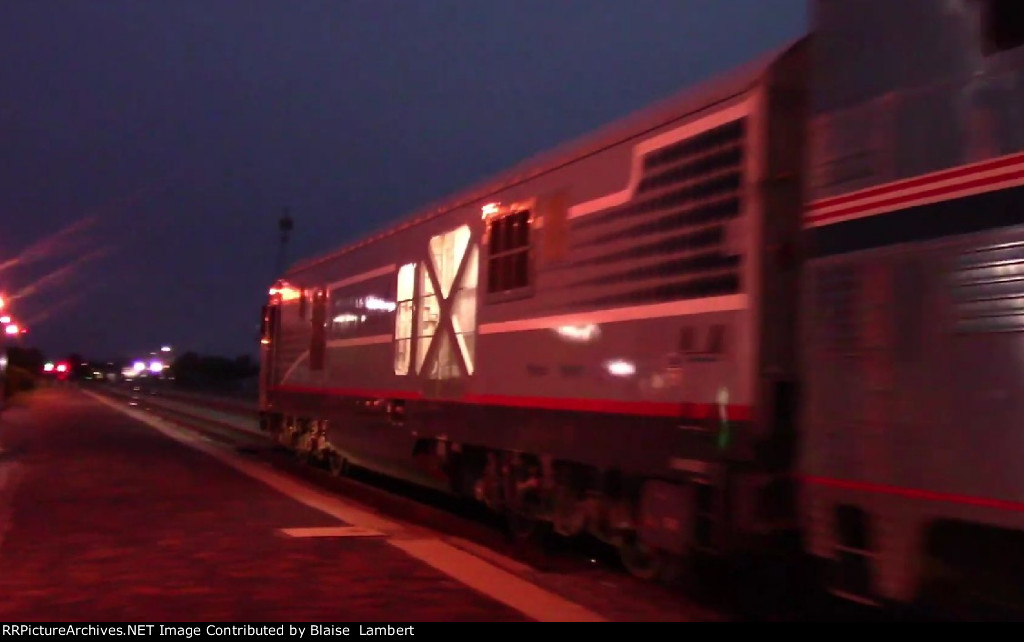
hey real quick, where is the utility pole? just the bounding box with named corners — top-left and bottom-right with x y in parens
top-left (276, 207), bottom-right (294, 277)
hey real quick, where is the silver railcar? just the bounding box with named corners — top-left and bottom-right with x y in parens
top-left (259, 38), bottom-right (809, 579)
top-left (799, 0), bottom-right (1024, 607)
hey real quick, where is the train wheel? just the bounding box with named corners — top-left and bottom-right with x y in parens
top-left (328, 452), bottom-right (348, 477)
top-left (506, 508), bottom-right (542, 541)
top-left (504, 484), bottom-right (546, 541)
top-left (552, 487), bottom-right (588, 538)
top-left (619, 533), bottom-right (664, 581)
top-left (657, 553), bottom-right (685, 584)
top-left (293, 435), bottom-right (311, 464)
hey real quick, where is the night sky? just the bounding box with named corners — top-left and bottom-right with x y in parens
top-left (0, 1), bottom-right (806, 361)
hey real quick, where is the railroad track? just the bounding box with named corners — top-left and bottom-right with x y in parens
top-left (84, 382), bottom-right (1021, 621)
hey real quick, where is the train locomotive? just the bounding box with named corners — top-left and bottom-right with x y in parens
top-left (259, 1), bottom-right (1024, 608)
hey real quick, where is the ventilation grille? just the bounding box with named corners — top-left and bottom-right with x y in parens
top-left (557, 118), bottom-right (747, 308)
top-left (954, 241), bottom-right (1024, 333)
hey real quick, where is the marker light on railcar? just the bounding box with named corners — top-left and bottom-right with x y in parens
top-left (268, 281), bottom-right (301, 301)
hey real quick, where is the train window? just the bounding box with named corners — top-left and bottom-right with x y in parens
top-left (983, 0), bottom-right (1024, 54)
top-left (417, 225), bottom-right (478, 379)
top-left (452, 244), bottom-right (479, 375)
top-left (486, 207), bottom-right (532, 295)
top-left (417, 259), bottom-right (439, 374)
top-left (394, 263), bottom-right (416, 375)
top-left (310, 289), bottom-right (327, 371)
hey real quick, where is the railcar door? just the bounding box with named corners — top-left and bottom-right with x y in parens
top-left (259, 302), bottom-right (281, 408)
top-left (310, 287), bottom-right (327, 376)
top-left (413, 223), bottom-right (481, 401)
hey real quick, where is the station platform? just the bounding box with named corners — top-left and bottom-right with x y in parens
top-left (0, 388), bottom-right (608, 621)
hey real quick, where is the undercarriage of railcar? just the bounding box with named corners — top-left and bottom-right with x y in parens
top-left (259, 403), bottom-right (798, 584)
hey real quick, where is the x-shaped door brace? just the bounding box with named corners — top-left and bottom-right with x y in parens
top-left (417, 227), bottom-right (479, 379)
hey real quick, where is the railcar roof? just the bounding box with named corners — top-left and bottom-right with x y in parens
top-left (285, 37), bottom-right (804, 278)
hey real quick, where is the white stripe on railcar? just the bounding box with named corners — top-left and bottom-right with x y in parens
top-left (568, 100), bottom-right (752, 220)
top-left (325, 264), bottom-right (397, 292)
top-left (478, 293), bottom-right (747, 335)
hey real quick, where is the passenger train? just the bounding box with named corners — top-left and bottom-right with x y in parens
top-left (258, 1), bottom-right (1024, 608)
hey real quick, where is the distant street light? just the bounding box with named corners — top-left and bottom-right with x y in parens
top-left (4, 325), bottom-right (18, 335)
top-left (0, 316), bottom-right (9, 324)
top-left (161, 346), bottom-right (171, 352)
